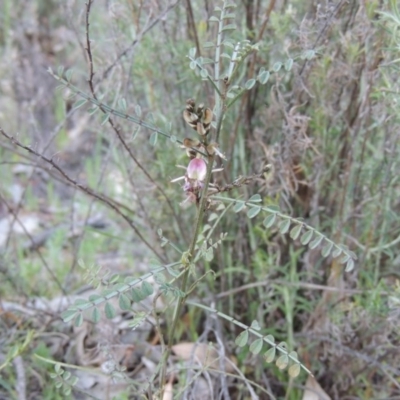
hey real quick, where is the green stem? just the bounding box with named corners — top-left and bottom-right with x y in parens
top-left (158, 3), bottom-right (231, 390)
top-left (159, 154), bottom-right (215, 390)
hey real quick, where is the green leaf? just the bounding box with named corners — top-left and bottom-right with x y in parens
top-left (250, 320), bottom-right (261, 330)
top-left (202, 224), bottom-right (212, 233)
top-left (321, 241), bottom-right (334, 257)
top-left (208, 213), bottom-right (218, 221)
top-left (200, 69), bottom-right (208, 79)
top-left (289, 351), bottom-right (298, 361)
top-left (69, 376), bottom-right (79, 386)
top-left (100, 113), bottom-right (110, 125)
top-left (149, 131), bottom-right (158, 146)
top-left (279, 219), bottom-right (291, 234)
top-left (88, 294), bottom-right (102, 302)
top-left (245, 78), bottom-right (256, 90)
top-left (74, 313), bottom-right (83, 328)
top-left (205, 246), bottom-right (214, 262)
top-left (222, 23), bottom-right (237, 32)
top-left (285, 58), bottom-right (294, 71)
top-left (249, 194), bottom-right (262, 203)
top-left (263, 214), bottom-right (276, 228)
top-left (61, 309), bottom-right (77, 323)
top-left (249, 338), bottom-right (263, 355)
top-left (73, 298), bottom-right (88, 307)
top-left (278, 341), bottom-right (288, 350)
top-left (148, 111), bottom-right (155, 122)
top-left (65, 69), bottom-right (73, 81)
top-left (288, 363), bottom-right (301, 377)
top-left (201, 58), bottom-right (214, 64)
top-left (91, 307), bottom-right (101, 323)
top-left (332, 246), bottom-right (342, 257)
top-left (258, 70), bottom-right (270, 85)
top-left (300, 230), bottom-right (313, 245)
top-left (273, 62), bottom-right (282, 72)
top-left (203, 42), bottom-right (215, 48)
top-left (118, 98), bottom-right (127, 112)
top-left (223, 13), bottom-right (236, 19)
top-left (309, 234), bottom-right (324, 249)
top-left (167, 266), bottom-right (180, 277)
top-left (141, 281), bottom-right (154, 296)
top-left (222, 40), bottom-right (235, 48)
top-left (190, 61), bottom-right (196, 70)
top-left (290, 224), bottom-right (302, 240)
top-left (104, 302), bottom-right (116, 319)
top-left (209, 16), bottom-right (219, 22)
top-left (119, 293), bottom-right (131, 310)
top-left (57, 65), bottom-right (64, 76)
top-left (264, 334), bottom-right (275, 346)
top-left (220, 53), bottom-right (231, 60)
top-left (154, 273), bottom-right (166, 285)
top-left (129, 311), bottom-right (147, 330)
top-left (304, 49), bottom-right (316, 60)
top-left (247, 206), bottom-right (261, 219)
top-left (345, 258), bottom-right (355, 272)
top-left (135, 104), bottom-right (142, 117)
top-left (276, 354), bottom-right (289, 370)
top-left (54, 363), bottom-right (62, 373)
top-left (72, 99), bottom-right (87, 110)
top-left (131, 288), bottom-right (144, 302)
top-left (265, 205), bottom-right (280, 212)
top-left (189, 47), bottom-right (197, 58)
top-left (340, 254), bottom-right (350, 264)
top-left (264, 347), bottom-right (276, 363)
top-left (235, 330), bottom-right (249, 347)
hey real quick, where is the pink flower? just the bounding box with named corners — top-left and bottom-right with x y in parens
top-left (171, 157), bottom-right (222, 206)
top-left (186, 158), bottom-right (207, 181)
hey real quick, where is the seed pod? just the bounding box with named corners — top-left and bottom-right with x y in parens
top-left (196, 103), bottom-right (205, 117)
top-left (202, 108), bottom-right (213, 134)
top-left (182, 138), bottom-right (201, 148)
top-left (196, 121), bottom-right (206, 136)
top-left (183, 99), bottom-right (199, 130)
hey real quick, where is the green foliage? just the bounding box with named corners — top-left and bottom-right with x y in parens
top-left (2, 0), bottom-right (400, 398)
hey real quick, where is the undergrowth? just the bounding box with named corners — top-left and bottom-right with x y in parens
top-left (0, 0), bottom-right (399, 399)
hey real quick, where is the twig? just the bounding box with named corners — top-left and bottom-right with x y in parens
top-left (214, 279), bottom-right (390, 299)
top-left (13, 356), bottom-right (26, 400)
top-left (0, 193), bottom-right (67, 296)
top-left (207, 166), bottom-right (270, 195)
top-left (99, 0), bottom-right (180, 82)
top-left (0, 127), bottom-right (165, 262)
top-left (84, 0), bottom-right (187, 242)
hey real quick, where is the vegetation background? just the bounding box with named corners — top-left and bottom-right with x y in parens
top-left (0, 0), bottom-right (399, 399)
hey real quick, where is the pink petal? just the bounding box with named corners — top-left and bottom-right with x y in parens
top-left (186, 158), bottom-right (207, 181)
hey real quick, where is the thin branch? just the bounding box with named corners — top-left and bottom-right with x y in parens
top-left (0, 193), bottom-right (67, 295)
top-left (99, 0), bottom-right (181, 82)
top-left (84, 0), bottom-right (188, 242)
top-left (0, 127), bottom-right (165, 262)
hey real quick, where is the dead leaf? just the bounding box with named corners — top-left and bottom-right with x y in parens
top-left (162, 382), bottom-right (173, 400)
top-left (172, 342), bottom-right (235, 373)
top-left (302, 375), bottom-right (331, 400)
